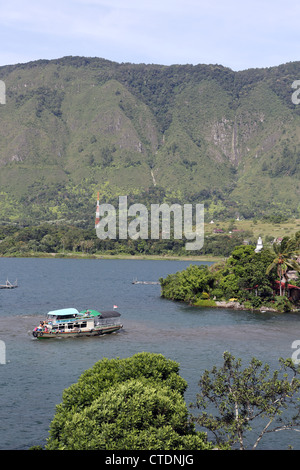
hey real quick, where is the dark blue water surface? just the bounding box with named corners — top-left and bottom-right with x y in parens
top-left (0, 258), bottom-right (300, 450)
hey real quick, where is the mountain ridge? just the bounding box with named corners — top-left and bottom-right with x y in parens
top-left (0, 56), bottom-right (300, 225)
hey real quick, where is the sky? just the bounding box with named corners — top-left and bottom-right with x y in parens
top-left (0, 0), bottom-right (299, 71)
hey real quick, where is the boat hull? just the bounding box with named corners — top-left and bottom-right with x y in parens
top-left (32, 324), bottom-right (123, 339)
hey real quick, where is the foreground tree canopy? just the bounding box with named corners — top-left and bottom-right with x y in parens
top-left (43, 351), bottom-right (300, 451)
top-left (46, 352), bottom-right (212, 450)
top-left (192, 352), bottom-right (300, 450)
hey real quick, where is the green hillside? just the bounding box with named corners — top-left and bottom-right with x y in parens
top-left (0, 56), bottom-right (300, 226)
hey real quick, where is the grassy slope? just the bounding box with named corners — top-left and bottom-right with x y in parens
top-left (205, 218), bottom-right (300, 240)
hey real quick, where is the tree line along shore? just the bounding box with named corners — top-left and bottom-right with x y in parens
top-left (0, 218), bottom-right (298, 259)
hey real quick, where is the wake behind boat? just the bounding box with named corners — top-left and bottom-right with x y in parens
top-left (32, 307), bottom-right (123, 339)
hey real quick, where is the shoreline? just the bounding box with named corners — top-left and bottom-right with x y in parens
top-left (0, 252), bottom-right (222, 262)
top-left (214, 300), bottom-right (277, 313)
top-left (191, 299), bottom-right (300, 314)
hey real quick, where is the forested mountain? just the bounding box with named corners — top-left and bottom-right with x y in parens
top-left (0, 56), bottom-right (300, 225)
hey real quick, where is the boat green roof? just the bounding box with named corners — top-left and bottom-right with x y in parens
top-left (80, 309), bottom-right (102, 317)
top-left (80, 309), bottom-right (121, 318)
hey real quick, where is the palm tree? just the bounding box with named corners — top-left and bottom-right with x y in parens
top-left (266, 236), bottom-right (300, 296)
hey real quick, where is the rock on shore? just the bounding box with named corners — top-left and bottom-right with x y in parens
top-left (215, 301), bottom-right (277, 312)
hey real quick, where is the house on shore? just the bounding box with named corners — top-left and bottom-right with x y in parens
top-left (274, 280), bottom-right (300, 302)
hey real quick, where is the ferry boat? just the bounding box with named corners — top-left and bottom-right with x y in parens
top-left (32, 307), bottom-right (123, 339)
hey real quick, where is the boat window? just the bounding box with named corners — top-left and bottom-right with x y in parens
top-left (67, 323), bottom-right (74, 329)
top-left (62, 315), bottom-right (77, 320)
top-left (47, 316), bottom-right (57, 322)
top-left (80, 322), bottom-right (87, 328)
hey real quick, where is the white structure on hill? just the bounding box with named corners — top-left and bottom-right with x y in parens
top-left (255, 236), bottom-right (263, 253)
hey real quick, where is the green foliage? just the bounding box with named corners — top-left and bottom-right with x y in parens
top-left (160, 244), bottom-right (274, 304)
top-left (273, 295), bottom-right (293, 312)
top-left (160, 233), bottom-right (300, 310)
top-left (268, 145), bottom-right (300, 178)
top-left (46, 352), bottom-right (212, 450)
top-left (192, 352), bottom-right (300, 450)
top-left (193, 298), bottom-right (217, 307)
top-left (266, 234), bottom-right (300, 296)
top-left (0, 223), bottom-right (189, 256)
top-left (59, 352), bottom-right (187, 413)
top-left (48, 379), bottom-right (210, 450)
top-left (160, 265), bottom-right (215, 303)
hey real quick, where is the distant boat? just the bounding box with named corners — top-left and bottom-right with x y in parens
top-left (32, 308), bottom-right (123, 339)
top-left (0, 279), bottom-right (18, 289)
top-left (132, 279), bottom-right (160, 285)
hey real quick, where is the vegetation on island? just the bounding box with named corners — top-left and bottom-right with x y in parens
top-left (160, 232), bottom-right (300, 312)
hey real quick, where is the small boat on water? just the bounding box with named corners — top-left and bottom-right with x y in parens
top-left (132, 278), bottom-right (159, 285)
top-left (32, 307), bottom-right (123, 339)
top-left (0, 279), bottom-right (18, 289)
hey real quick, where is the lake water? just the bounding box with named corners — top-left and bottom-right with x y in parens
top-left (0, 257), bottom-right (300, 450)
